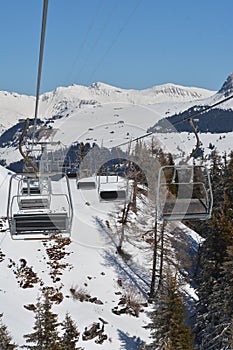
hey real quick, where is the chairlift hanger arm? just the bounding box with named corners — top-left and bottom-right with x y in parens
top-left (18, 118), bottom-right (39, 173)
top-left (184, 118), bottom-right (200, 164)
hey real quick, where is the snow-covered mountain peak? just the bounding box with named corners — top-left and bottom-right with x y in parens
top-left (148, 82), bottom-right (215, 100)
top-left (89, 81), bottom-right (120, 91)
top-left (87, 81), bottom-right (214, 101)
top-left (218, 72), bottom-right (233, 97)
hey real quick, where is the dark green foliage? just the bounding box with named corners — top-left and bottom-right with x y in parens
top-left (151, 107), bottom-right (233, 133)
top-left (0, 313), bottom-right (17, 350)
top-left (146, 272), bottom-right (195, 350)
top-left (194, 151), bottom-right (233, 349)
top-left (23, 289), bottom-right (61, 350)
top-left (60, 313), bottom-right (81, 350)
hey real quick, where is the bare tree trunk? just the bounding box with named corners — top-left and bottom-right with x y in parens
top-left (157, 221), bottom-right (166, 291)
top-left (117, 201), bottom-right (131, 253)
top-left (149, 219), bottom-right (158, 301)
top-left (131, 177), bottom-right (138, 213)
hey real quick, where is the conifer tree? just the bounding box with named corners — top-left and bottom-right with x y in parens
top-left (60, 313), bottom-right (81, 350)
top-left (194, 152), bottom-right (233, 349)
top-left (0, 313), bottom-right (17, 350)
top-left (23, 289), bottom-right (61, 350)
top-left (146, 271), bottom-right (195, 350)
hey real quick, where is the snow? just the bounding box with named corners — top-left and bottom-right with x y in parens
top-left (0, 162), bottom-right (204, 348)
top-left (1, 85), bottom-right (232, 168)
top-left (0, 79), bottom-right (232, 348)
top-left (0, 81), bottom-right (214, 134)
top-left (0, 171), bottom-right (152, 348)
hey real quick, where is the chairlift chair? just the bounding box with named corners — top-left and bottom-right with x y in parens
top-left (157, 165), bottom-right (213, 221)
top-left (18, 173), bottom-right (51, 210)
top-left (7, 172), bottom-right (73, 240)
top-left (77, 177), bottom-right (97, 190)
top-left (97, 174), bottom-right (129, 202)
top-left (76, 169), bottom-right (97, 190)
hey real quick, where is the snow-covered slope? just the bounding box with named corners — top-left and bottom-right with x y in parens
top-left (0, 166), bottom-right (201, 349)
top-left (0, 81), bottom-right (215, 134)
top-left (0, 91), bottom-right (35, 134)
top-left (2, 75), bottom-right (233, 168)
top-left (1, 76), bottom-right (232, 348)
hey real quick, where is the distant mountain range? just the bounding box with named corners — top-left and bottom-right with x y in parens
top-left (0, 79), bottom-right (216, 133)
top-left (0, 73), bottom-right (233, 168)
top-left (148, 73), bottom-right (233, 134)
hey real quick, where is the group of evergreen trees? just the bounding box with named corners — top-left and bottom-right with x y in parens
top-left (145, 271), bottom-right (195, 350)
top-left (0, 289), bottom-right (81, 350)
top-left (193, 151), bottom-right (233, 349)
top-left (145, 150), bottom-right (233, 349)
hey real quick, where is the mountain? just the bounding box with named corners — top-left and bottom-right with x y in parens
top-left (0, 75), bottom-right (233, 348)
top-left (0, 91), bottom-right (35, 135)
top-left (0, 81), bottom-right (214, 134)
top-left (148, 74), bottom-right (233, 139)
top-left (218, 72), bottom-right (233, 97)
top-left (0, 74), bottom-right (233, 169)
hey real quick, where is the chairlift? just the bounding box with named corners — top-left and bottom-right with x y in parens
top-left (76, 169), bottom-right (97, 190)
top-left (97, 174), bottom-right (129, 202)
top-left (7, 172), bottom-right (73, 240)
top-left (77, 177), bottom-right (97, 190)
top-left (157, 165), bottom-right (213, 221)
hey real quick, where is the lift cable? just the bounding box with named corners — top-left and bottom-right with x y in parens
top-left (18, 0), bottom-right (49, 173)
top-left (86, 0), bottom-right (142, 85)
top-left (66, 0), bottom-right (104, 83)
top-left (113, 91), bottom-right (233, 150)
top-left (172, 92), bottom-right (233, 127)
top-left (32, 0), bottom-right (49, 147)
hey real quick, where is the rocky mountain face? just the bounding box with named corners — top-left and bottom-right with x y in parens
top-left (218, 72), bottom-right (233, 97)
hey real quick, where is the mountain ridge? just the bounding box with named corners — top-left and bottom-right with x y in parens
top-left (0, 80), bottom-right (215, 133)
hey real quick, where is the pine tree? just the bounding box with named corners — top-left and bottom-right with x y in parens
top-left (60, 313), bottom-right (81, 350)
top-left (194, 153), bottom-right (233, 349)
top-left (23, 289), bottom-right (61, 349)
top-left (146, 271), bottom-right (195, 350)
top-left (0, 313), bottom-right (17, 350)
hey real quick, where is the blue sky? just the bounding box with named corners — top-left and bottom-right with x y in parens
top-left (0, 0), bottom-right (233, 95)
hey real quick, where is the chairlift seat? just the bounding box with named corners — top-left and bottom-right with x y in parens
top-left (19, 197), bottom-right (50, 210)
top-left (162, 198), bottom-right (210, 220)
top-left (77, 181), bottom-right (96, 190)
top-left (22, 187), bottom-right (41, 195)
top-left (97, 175), bottom-right (129, 202)
top-left (99, 190), bottom-right (127, 201)
top-left (12, 212), bottom-right (68, 234)
top-left (7, 172), bottom-right (73, 240)
top-left (157, 165), bottom-right (213, 221)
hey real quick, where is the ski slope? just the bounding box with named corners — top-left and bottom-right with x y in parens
top-left (0, 165), bottom-right (202, 348)
top-left (0, 169), bottom-right (151, 348)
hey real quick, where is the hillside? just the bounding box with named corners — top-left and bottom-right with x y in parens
top-left (0, 164), bottom-right (202, 349)
top-left (0, 74), bottom-right (233, 349)
top-left (1, 74), bottom-right (233, 170)
top-left (0, 81), bottom-right (214, 133)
